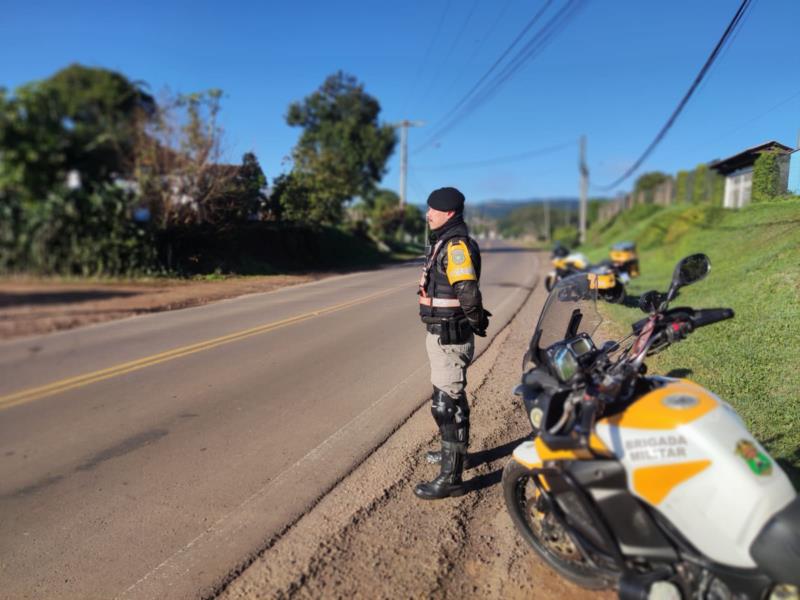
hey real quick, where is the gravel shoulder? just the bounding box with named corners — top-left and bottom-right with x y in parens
top-left (217, 274), bottom-right (616, 600)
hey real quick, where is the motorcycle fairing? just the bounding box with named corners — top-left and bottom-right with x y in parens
top-left (594, 379), bottom-right (797, 568)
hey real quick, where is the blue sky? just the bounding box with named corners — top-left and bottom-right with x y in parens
top-left (2, 0), bottom-right (799, 204)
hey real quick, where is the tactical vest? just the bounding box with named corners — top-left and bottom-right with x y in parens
top-left (419, 231), bottom-right (481, 320)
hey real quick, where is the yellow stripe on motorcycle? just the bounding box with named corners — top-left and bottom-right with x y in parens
top-left (632, 460), bottom-right (712, 505)
top-left (512, 437), bottom-right (595, 469)
top-left (597, 380), bottom-right (718, 430)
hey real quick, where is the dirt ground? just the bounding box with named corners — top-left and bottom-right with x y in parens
top-left (0, 274), bottom-right (327, 340)
top-left (216, 277), bottom-right (616, 600)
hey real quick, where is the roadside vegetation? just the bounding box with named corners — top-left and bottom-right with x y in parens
top-left (0, 65), bottom-right (423, 279)
top-left (582, 199), bottom-right (800, 486)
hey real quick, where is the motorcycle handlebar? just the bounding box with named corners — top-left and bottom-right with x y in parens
top-left (690, 308), bottom-right (734, 328)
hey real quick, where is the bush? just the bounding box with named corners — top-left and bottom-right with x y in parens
top-left (752, 151), bottom-right (782, 202)
top-left (552, 225), bottom-right (579, 247)
top-left (1, 184), bottom-right (157, 276)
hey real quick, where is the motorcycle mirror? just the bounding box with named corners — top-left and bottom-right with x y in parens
top-left (667, 253), bottom-right (711, 302)
top-left (638, 290), bottom-right (664, 313)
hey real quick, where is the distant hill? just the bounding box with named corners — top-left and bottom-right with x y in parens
top-left (465, 198), bottom-right (578, 220)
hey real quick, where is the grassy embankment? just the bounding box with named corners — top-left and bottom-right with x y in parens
top-left (582, 200), bottom-right (800, 487)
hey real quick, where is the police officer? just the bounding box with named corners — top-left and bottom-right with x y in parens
top-left (416, 187), bottom-right (490, 500)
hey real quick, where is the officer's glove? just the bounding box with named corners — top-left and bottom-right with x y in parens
top-left (472, 309), bottom-right (491, 337)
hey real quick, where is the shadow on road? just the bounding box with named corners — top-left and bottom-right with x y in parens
top-left (0, 290), bottom-right (140, 308)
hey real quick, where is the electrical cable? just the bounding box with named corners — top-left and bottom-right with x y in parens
top-left (594, 0), bottom-right (755, 191)
top-left (428, 0), bottom-right (583, 147)
top-left (413, 139), bottom-right (576, 171)
top-left (413, 0), bottom-right (557, 153)
top-left (438, 0), bottom-right (513, 107)
top-left (411, 0), bottom-right (481, 114)
top-left (399, 0), bottom-right (453, 116)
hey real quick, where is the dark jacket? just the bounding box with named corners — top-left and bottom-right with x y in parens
top-left (418, 215), bottom-right (486, 332)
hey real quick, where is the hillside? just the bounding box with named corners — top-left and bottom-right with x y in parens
top-left (582, 200), bottom-right (800, 486)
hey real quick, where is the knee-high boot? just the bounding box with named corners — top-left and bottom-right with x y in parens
top-left (414, 388), bottom-right (469, 500)
top-left (425, 392), bottom-right (472, 468)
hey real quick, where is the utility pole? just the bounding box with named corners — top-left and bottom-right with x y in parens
top-left (392, 120), bottom-right (424, 208)
top-left (579, 135), bottom-right (589, 244)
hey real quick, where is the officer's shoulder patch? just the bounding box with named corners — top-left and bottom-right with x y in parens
top-left (446, 240), bottom-right (476, 284)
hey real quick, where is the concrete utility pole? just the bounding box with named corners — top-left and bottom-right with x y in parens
top-left (392, 120), bottom-right (424, 208)
top-left (579, 135), bottom-right (589, 244)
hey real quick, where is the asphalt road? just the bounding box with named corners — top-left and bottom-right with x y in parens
top-left (0, 243), bottom-right (540, 600)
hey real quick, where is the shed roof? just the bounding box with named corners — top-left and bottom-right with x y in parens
top-left (709, 140), bottom-right (794, 175)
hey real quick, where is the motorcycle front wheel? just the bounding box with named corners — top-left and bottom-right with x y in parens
top-left (502, 460), bottom-right (617, 590)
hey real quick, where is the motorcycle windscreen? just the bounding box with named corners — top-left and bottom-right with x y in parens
top-left (532, 273), bottom-right (604, 353)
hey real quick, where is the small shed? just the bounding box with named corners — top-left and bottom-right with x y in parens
top-left (709, 141), bottom-right (794, 208)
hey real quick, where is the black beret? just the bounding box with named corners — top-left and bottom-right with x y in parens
top-left (426, 187), bottom-right (465, 212)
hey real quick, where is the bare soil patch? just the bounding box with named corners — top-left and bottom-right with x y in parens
top-left (0, 274), bottom-right (328, 340)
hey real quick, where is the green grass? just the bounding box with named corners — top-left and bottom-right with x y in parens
top-left (583, 200), bottom-right (800, 487)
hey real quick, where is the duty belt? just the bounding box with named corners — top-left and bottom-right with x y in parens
top-left (419, 297), bottom-right (461, 308)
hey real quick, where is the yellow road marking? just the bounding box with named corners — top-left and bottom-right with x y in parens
top-left (0, 283), bottom-right (410, 411)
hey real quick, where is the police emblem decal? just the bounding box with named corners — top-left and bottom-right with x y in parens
top-left (735, 440), bottom-right (772, 476)
top-left (452, 249), bottom-right (466, 265)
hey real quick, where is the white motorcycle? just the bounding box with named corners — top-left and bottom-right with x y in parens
top-left (503, 254), bottom-right (799, 600)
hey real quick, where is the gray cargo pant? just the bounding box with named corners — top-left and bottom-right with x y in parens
top-left (425, 331), bottom-right (475, 397)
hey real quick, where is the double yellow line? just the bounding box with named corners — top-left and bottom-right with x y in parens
top-left (0, 283), bottom-right (409, 412)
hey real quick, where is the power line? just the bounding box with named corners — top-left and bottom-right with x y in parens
top-left (414, 0), bottom-right (557, 153)
top-left (413, 139), bottom-right (575, 171)
top-left (594, 0), bottom-right (755, 191)
top-left (411, 0), bottom-right (481, 114)
top-left (436, 0), bottom-right (583, 142)
top-left (703, 87), bottom-right (800, 146)
top-left (438, 0), bottom-right (513, 107)
top-left (399, 0), bottom-right (452, 115)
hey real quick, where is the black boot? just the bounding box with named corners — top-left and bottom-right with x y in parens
top-left (414, 441), bottom-right (466, 500)
top-left (415, 389), bottom-right (470, 500)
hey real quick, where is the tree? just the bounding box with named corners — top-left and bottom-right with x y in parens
top-left (0, 65), bottom-right (156, 274)
top-left (131, 89), bottom-right (236, 227)
top-left (692, 163), bottom-right (710, 204)
top-left (202, 152), bottom-right (268, 226)
top-left (634, 171), bottom-right (668, 204)
top-left (0, 64), bottom-right (154, 200)
top-left (279, 71), bottom-right (396, 224)
top-left (675, 170), bottom-right (691, 203)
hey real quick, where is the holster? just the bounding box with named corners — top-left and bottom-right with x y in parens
top-left (426, 317), bottom-right (472, 345)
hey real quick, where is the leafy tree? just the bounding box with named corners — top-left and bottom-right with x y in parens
top-left (692, 163), bottom-right (710, 204)
top-left (131, 88), bottom-right (235, 227)
top-left (279, 71), bottom-right (396, 224)
top-left (203, 152), bottom-right (268, 226)
top-left (752, 151), bottom-right (782, 202)
top-left (633, 171), bottom-right (669, 203)
top-left (0, 64), bottom-right (154, 200)
top-left (675, 170), bottom-right (691, 203)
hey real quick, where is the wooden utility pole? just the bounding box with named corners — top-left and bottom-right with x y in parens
top-left (579, 135), bottom-right (589, 244)
top-left (392, 120), bottom-right (424, 208)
